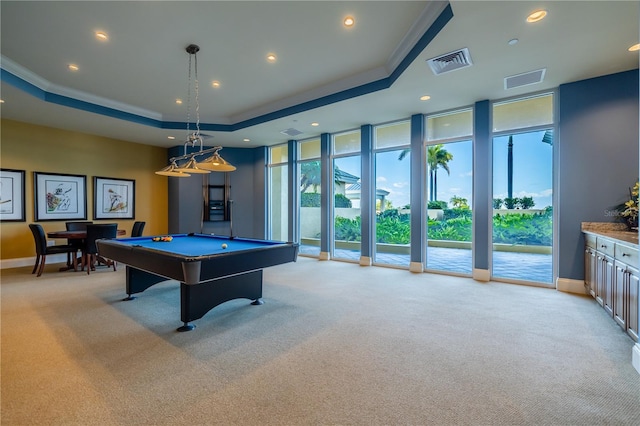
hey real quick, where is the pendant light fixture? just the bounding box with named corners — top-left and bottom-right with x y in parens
top-left (156, 44), bottom-right (235, 177)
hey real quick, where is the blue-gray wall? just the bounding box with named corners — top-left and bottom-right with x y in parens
top-left (168, 146), bottom-right (266, 239)
top-left (558, 69), bottom-right (639, 279)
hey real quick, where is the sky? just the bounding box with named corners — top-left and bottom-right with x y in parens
top-left (334, 129), bottom-right (553, 210)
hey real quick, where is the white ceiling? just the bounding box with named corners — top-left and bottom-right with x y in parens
top-left (1, 1), bottom-right (638, 149)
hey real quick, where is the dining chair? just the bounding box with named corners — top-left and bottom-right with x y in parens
top-left (65, 221), bottom-right (93, 231)
top-left (131, 221), bottom-right (146, 237)
top-left (28, 224), bottom-right (78, 277)
top-left (65, 220), bottom-right (93, 253)
top-left (83, 223), bottom-right (118, 274)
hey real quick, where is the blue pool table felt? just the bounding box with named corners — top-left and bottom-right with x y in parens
top-left (115, 234), bottom-right (282, 257)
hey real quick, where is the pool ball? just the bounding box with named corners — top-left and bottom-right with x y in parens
top-left (221, 243), bottom-right (228, 249)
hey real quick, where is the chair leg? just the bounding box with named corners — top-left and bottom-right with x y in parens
top-left (71, 251), bottom-right (78, 272)
top-left (32, 254), bottom-right (41, 274)
top-left (37, 255), bottom-right (46, 277)
top-left (112, 260), bottom-right (117, 272)
top-left (86, 253), bottom-right (91, 275)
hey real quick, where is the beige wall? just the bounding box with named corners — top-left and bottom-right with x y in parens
top-left (1, 119), bottom-right (169, 260)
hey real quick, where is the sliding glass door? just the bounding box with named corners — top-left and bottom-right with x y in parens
top-left (332, 130), bottom-right (361, 261)
top-left (425, 110), bottom-right (473, 275)
top-left (491, 94), bottom-right (554, 284)
top-left (373, 121), bottom-right (411, 267)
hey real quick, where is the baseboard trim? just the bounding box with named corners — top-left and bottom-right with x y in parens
top-left (409, 262), bottom-right (423, 273)
top-left (556, 278), bottom-right (589, 295)
top-left (633, 343), bottom-right (640, 375)
top-left (359, 256), bottom-right (372, 266)
top-left (1, 254), bottom-right (67, 270)
top-left (318, 251), bottom-right (330, 261)
top-left (473, 268), bottom-right (490, 282)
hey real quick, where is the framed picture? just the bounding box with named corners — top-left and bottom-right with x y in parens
top-left (0, 169), bottom-right (26, 222)
top-left (34, 172), bottom-right (87, 221)
top-left (93, 176), bottom-right (135, 219)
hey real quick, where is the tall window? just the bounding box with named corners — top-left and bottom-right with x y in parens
top-left (298, 138), bottom-right (321, 257)
top-left (492, 93), bottom-right (554, 285)
top-left (268, 144), bottom-right (288, 241)
top-left (332, 130), bottom-right (361, 261)
top-left (425, 109), bottom-right (473, 274)
top-left (373, 121), bottom-right (411, 267)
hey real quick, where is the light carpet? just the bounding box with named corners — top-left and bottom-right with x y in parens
top-left (1, 257), bottom-right (639, 425)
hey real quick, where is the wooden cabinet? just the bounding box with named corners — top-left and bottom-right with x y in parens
top-left (597, 237), bottom-right (615, 313)
top-left (585, 232), bottom-right (639, 342)
top-left (614, 243), bottom-right (639, 341)
top-left (584, 234), bottom-right (597, 297)
top-left (628, 266), bottom-right (639, 341)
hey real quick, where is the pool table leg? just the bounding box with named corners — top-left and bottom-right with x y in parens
top-left (123, 266), bottom-right (167, 301)
top-left (177, 322), bottom-right (196, 332)
top-left (178, 270), bottom-right (263, 331)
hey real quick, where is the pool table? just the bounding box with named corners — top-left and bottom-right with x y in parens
top-left (96, 233), bottom-right (298, 331)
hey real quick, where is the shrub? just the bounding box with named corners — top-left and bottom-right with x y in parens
top-left (442, 208), bottom-right (472, 221)
top-left (300, 193), bottom-right (353, 208)
top-left (334, 216), bottom-right (360, 241)
top-left (519, 196), bottom-right (535, 209)
top-left (504, 197), bottom-right (517, 209)
top-left (332, 207), bottom-right (553, 246)
top-left (428, 200), bottom-right (447, 209)
top-left (376, 211), bottom-right (410, 244)
top-left (334, 193), bottom-right (352, 208)
top-left (492, 212), bottom-right (552, 245)
top-left (300, 192), bottom-right (320, 207)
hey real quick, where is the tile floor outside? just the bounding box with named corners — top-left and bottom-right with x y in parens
top-left (299, 245), bottom-right (553, 284)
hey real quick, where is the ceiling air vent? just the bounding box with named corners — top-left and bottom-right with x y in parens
top-left (504, 69), bottom-right (546, 90)
top-left (426, 48), bottom-right (473, 75)
top-left (280, 128), bottom-right (304, 137)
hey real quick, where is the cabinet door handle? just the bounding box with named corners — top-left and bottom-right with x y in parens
top-left (622, 253), bottom-right (628, 257)
top-left (600, 244), bottom-right (607, 249)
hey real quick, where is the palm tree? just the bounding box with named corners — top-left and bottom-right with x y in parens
top-left (300, 161), bottom-right (345, 192)
top-left (300, 161), bottom-right (321, 192)
top-left (398, 145), bottom-right (453, 202)
top-left (427, 145), bottom-right (453, 201)
top-left (450, 195), bottom-right (469, 209)
top-left (506, 130), bottom-right (552, 203)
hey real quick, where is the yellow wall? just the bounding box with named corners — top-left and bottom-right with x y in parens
top-left (1, 119), bottom-right (169, 260)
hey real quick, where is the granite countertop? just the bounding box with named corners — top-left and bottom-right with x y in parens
top-left (582, 222), bottom-right (639, 247)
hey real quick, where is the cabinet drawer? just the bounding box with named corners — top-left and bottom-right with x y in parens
top-left (615, 243), bottom-right (638, 265)
top-left (596, 237), bottom-right (615, 257)
top-left (585, 233), bottom-right (597, 248)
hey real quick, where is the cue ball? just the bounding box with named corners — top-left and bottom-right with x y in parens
top-left (221, 243), bottom-right (228, 249)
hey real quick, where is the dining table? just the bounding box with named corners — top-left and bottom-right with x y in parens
top-left (47, 229), bottom-right (127, 271)
top-left (47, 229), bottom-right (127, 240)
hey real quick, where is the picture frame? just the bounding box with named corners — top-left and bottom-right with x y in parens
top-left (34, 172), bottom-right (87, 221)
top-left (0, 169), bottom-right (26, 222)
top-left (93, 176), bottom-right (135, 220)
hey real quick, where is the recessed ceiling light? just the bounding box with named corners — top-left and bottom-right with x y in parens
top-left (311, 122), bottom-right (319, 127)
top-left (212, 80), bottom-right (221, 88)
top-left (420, 95), bottom-right (431, 101)
top-left (168, 136), bottom-right (175, 140)
top-left (95, 31), bottom-right (108, 41)
top-left (266, 53), bottom-right (277, 63)
top-left (176, 99), bottom-right (183, 104)
top-left (628, 43), bottom-right (640, 52)
top-left (508, 38), bottom-right (519, 46)
top-left (526, 10), bottom-right (547, 23)
top-left (68, 64), bottom-right (79, 71)
top-left (243, 138), bottom-right (251, 142)
top-left (0, 99), bottom-right (4, 103)
top-left (344, 16), bottom-right (355, 27)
